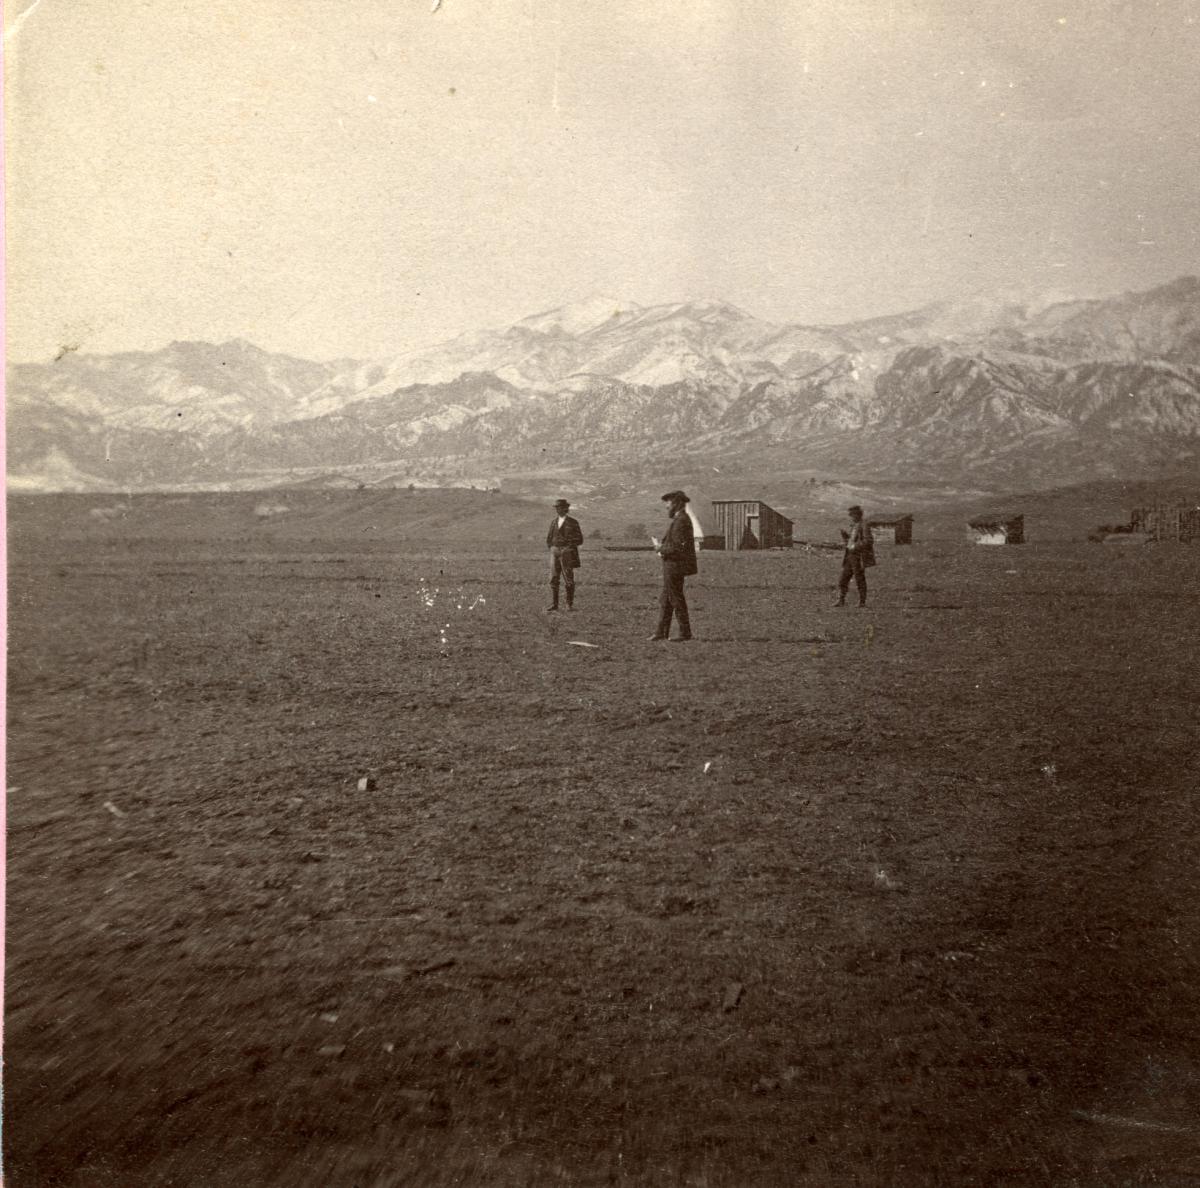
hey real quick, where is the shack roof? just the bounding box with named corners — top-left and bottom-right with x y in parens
top-left (968, 514), bottom-right (1023, 529)
top-left (711, 498), bottom-right (792, 519)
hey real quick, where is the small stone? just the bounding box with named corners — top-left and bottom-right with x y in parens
top-left (722, 982), bottom-right (745, 1012)
top-left (320, 1012), bottom-right (339, 1024)
top-left (396, 1088), bottom-right (435, 1108)
top-left (357, 776), bottom-right (377, 792)
top-left (317, 1044), bottom-right (346, 1058)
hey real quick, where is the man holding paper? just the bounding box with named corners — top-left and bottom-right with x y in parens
top-left (649, 490), bottom-right (697, 642)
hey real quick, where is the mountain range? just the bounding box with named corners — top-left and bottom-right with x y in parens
top-left (7, 277), bottom-right (1200, 493)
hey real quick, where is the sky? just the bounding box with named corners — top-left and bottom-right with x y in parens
top-left (5, 0), bottom-right (1199, 364)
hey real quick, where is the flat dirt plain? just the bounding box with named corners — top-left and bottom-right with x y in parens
top-left (6, 492), bottom-right (1200, 1186)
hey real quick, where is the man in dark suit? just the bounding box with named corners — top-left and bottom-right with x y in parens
top-left (546, 498), bottom-right (584, 611)
top-left (835, 504), bottom-right (873, 607)
top-left (649, 490), bottom-right (697, 641)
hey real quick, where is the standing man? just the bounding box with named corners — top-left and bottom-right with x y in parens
top-left (546, 498), bottom-right (584, 611)
top-left (649, 490), bottom-right (697, 641)
top-left (835, 504), bottom-right (873, 607)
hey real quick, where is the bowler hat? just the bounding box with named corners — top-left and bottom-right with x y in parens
top-left (848, 504), bottom-right (863, 515)
top-left (554, 499), bottom-right (570, 510)
top-left (661, 490), bottom-right (690, 504)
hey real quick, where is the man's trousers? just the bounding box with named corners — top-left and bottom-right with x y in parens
top-left (654, 562), bottom-right (692, 639)
top-left (838, 551), bottom-right (867, 605)
top-left (549, 548), bottom-right (576, 608)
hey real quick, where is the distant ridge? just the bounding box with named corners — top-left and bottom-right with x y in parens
top-left (7, 277), bottom-right (1199, 492)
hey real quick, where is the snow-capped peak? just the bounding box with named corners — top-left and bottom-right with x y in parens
top-left (516, 295), bottom-right (639, 336)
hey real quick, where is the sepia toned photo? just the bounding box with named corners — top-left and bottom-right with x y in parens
top-left (5, 1), bottom-right (1199, 1183)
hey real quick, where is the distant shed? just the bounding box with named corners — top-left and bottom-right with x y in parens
top-left (968, 514), bottom-right (1024, 545)
top-left (709, 500), bottom-right (794, 550)
top-left (1130, 503), bottom-right (1200, 543)
top-left (868, 514), bottom-right (913, 545)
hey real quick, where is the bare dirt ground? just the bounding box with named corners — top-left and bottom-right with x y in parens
top-left (6, 496), bottom-right (1200, 1185)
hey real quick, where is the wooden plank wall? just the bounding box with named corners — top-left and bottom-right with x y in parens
top-left (711, 502), bottom-right (759, 550)
top-left (868, 516), bottom-right (913, 544)
top-left (710, 501), bottom-right (795, 549)
top-left (758, 503), bottom-right (794, 548)
top-left (1131, 503), bottom-right (1200, 542)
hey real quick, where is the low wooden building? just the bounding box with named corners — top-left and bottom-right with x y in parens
top-left (868, 514), bottom-right (913, 545)
top-left (709, 500), bottom-right (794, 550)
top-left (1130, 503), bottom-right (1200, 543)
top-left (968, 514), bottom-right (1024, 545)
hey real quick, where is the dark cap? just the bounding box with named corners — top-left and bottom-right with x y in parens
top-left (661, 490), bottom-right (690, 504)
top-left (554, 499), bottom-right (570, 510)
top-left (848, 504), bottom-right (863, 515)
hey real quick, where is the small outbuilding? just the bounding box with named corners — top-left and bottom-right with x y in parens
top-left (1130, 503), bottom-right (1200, 543)
top-left (968, 514), bottom-right (1024, 545)
top-left (867, 514), bottom-right (913, 545)
top-left (709, 500), bottom-right (794, 550)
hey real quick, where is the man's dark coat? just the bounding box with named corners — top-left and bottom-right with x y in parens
top-left (547, 515), bottom-right (584, 569)
top-left (657, 512), bottom-right (697, 575)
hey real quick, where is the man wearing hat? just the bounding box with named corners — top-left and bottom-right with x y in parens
top-left (546, 498), bottom-right (584, 611)
top-left (835, 504), bottom-right (873, 607)
top-left (649, 490), bottom-right (697, 641)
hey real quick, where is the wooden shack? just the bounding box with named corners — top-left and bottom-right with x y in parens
top-left (968, 515), bottom-right (1024, 545)
top-left (709, 500), bottom-right (794, 550)
top-left (868, 514), bottom-right (913, 545)
top-left (1130, 503), bottom-right (1200, 543)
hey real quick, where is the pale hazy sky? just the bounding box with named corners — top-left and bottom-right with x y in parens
top-left (5, 0), bottom-right (1199, 363)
